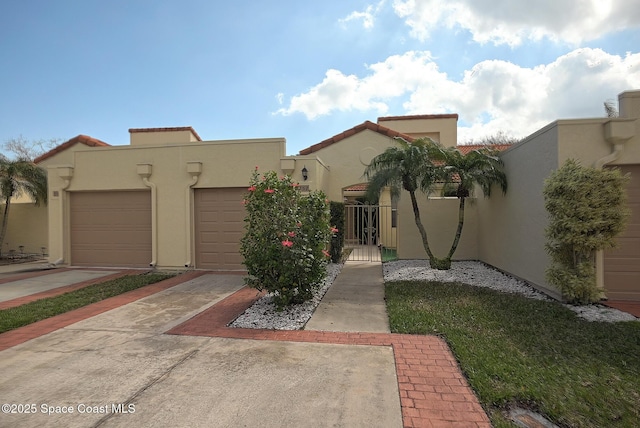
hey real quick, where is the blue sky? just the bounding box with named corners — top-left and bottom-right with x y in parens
top-left (1, 1), bottom-right (639, 156)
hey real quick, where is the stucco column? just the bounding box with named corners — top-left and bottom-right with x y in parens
top-left (137, 164), bottom-right (157, 267)
top-left (185, 162), bottom-right (202, 267)
top-left (53, 166), bottom-right (74, 266)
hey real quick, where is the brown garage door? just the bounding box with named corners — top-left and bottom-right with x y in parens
top-left (604, 165), bottom-right (640, 301)
top-left (194, 188), bottom-right (246, 270)
top-left (70, 191), bottom-right (152, 267)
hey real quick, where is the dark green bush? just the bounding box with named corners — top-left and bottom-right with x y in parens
top-left (329, 201), bottom-right (345, 263)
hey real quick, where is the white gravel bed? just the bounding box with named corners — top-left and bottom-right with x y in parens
top-left (229, 263), bottom-right (342, 330)
top-left (383, 260), bottom-right (639, 323)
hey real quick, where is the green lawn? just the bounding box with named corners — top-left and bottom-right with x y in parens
top-left (385, 280), bottom-right (640, 427)
top-left (0, 272), bottom-right (174, 334)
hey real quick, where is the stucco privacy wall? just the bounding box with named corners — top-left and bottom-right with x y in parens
top-left (397, 196), bottom-right (478, 260)
top-left (40, 137), bottom-right (320, 269)
top-left (476, 125), bottom-right (560, 297)
top-left (3, 200), bottom-right (48, 256)
top-left (477, 90), bottom-right (640, 299)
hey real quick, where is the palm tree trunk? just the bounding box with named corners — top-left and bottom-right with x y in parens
top-left (447, 196), bottom-right (466, 259)
top-left (0, 195), bottom-right (11, 256)
top-left (409, 190), bottom-right (436, 261)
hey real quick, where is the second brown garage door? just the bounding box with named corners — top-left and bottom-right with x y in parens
top-left (70, 191), bottom-right (152, 267)
top-left (604, 164), bottom-right (640, 301)
top-left (194, 188), bottom-right (246, 270)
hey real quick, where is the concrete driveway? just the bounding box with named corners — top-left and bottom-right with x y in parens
top-left (0, 263), bottom-right (491, 427)
top-left (0, 271), bottom-right (402, 428)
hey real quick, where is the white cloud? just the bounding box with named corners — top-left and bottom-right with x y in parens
top-left (339, 1), bottom-right (386, 29)
top-left (275, 48), bottom-right (640, 142)
top-left (275, 51), bottom-right (438, 119)
top-left (392, 0), bottom-right (640, 46)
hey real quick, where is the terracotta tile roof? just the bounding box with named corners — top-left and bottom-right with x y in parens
top-left (298, 121), bottom-right (415, 155)
top-left (378, 113), bottom-right (459, 122)
top-left (343, 183), bottom-right (368, 192)
top-left (34, 135), bottom-right (110, 164)
top-left (128, 126), bottom-right (202, 141)
top-left (455, 144), bottom-right (512, 154)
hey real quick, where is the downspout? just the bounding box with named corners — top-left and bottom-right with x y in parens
top-left (184, 162), bottom-right (202, 268)
top-left (137, 164), bottom-right (157, 268)
top-left (53, 167), bottom-right (74, 267)
top-left (593, 119), bottom-right (635, 294)
top-left (593, 143), bottom-right (625, 169)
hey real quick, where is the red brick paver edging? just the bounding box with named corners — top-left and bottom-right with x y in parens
top-left (603, 300), bottom-right (640, 318)
top-left (167, 287), bottom-right (491, 428)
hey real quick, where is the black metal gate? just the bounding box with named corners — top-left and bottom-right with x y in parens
top-left (344, 204), bottom-right (396, 262)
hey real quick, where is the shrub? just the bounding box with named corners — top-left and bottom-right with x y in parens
top-left (240, 169), bottom-right (333, 309)
top-left (543, 159), bottom-right (630, 304)
top-left (329, 201), bottom-right (345, 263)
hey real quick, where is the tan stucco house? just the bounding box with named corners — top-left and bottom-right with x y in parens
top-left (14, 89), bottom-right (640, 302)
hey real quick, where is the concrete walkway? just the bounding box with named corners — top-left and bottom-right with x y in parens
top-left (0, 263), bottom-right (491, 428)
top-left (306, 261), bottom-right (390, 333)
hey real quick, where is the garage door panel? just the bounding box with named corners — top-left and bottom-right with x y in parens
top-left (604, 165), bottom-right (640, 301)
top-left (70, 191), bottom-right (152, 268)
top-left (194, 188), bottom-right (246, 270)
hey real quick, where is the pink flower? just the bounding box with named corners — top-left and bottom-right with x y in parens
top-left (291, 183), bottom-right (299, 187)
top-left (331, 227), bottom-right (339, 233)
top-left (282, 240), bottom-right (293, 248)
top-left (296, 222), bottom-right (302, 227)
top-left (265, 189), bottom-right (275, 194)
top-left (322, 250), bottom-right (330, 258)
top-left (255, 165), bottom-right (259, 170)
top-left (248, 185), bottom-right (256, 192)
top-left (242, 199), bottom-right (248, 205)
top-left (288, 231), bottom-right (296, 237)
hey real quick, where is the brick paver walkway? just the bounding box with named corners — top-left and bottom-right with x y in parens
top-left (0, 271), bottom-right (491, 428)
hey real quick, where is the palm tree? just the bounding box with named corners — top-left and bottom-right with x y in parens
top-left (365, 138), bottom-right (507, 270)
top-left (364, 137), bottom-right (441, 266)
top-left (432, 146), bottom-right (507, 268)
top-left (0, 156), bottom-right (48, 255)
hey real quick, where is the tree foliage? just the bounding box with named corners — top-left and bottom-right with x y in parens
top-left (365, 137), bottom-right (507, 270)
top-left (459, 131), bottom-right (521, 146)
top-left (329, 201), bottom-right (345, 263)
top-left (365, 138), bottom-right (439, 264)
top-left (0, 137), bottom-right (52, 255)
top-left (240, 169), bottom-right (333, 309)
top-left (544, 159), bottom-right (630, 304)
top-left (2, 136), bottom-right (59, 160)
top-left (0, 155), bottom-right (48, 254)
top-left (431, 145), bottom-right (507, 267)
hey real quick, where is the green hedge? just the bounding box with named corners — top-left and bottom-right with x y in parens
top-left (329, 201), bottom-right (345, 263)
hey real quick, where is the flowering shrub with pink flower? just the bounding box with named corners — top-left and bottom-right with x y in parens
top-left (240, 169), bottom-right (334, 309)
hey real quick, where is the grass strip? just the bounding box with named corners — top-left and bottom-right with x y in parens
top-left (0, 272), bottom-right (174, 334)
top-left (385, 280), bottom-right (640, 427)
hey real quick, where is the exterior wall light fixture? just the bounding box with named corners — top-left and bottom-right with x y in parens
top-left (301, 166), bottom-right (308, 181)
